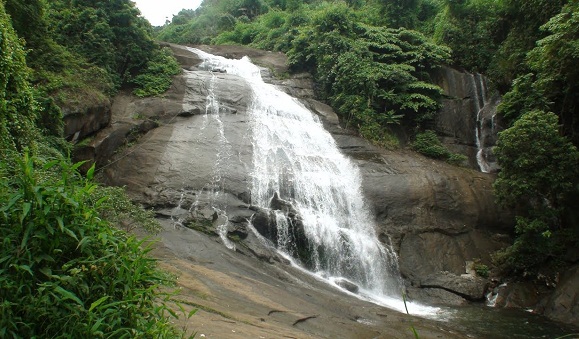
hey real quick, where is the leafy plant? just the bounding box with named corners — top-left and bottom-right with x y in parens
top-left (133, 47), bottom-right (182, 97)
top-left (473, 263), bottom-right (490, 278)
top-left (412, 130), bottom-right (465, 165)
top-left (493, 110), bottom-right (579, 274)
top-left (0, 3), bottom-right (40, 160)
top-left (0, 154), bottom-right (188, 337)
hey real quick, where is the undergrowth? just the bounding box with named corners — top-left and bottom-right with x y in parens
top-left (0, 154), bottom-right (191, 338)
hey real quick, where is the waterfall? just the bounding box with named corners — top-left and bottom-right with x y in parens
top-left (471, 73), bottom-right (492, 173)
top-left (172, 70), bottom-right (237, 250)
top-left (471, 73), bottom-right (501, 173)
top-left (186, 47), bottom-right (432, 313)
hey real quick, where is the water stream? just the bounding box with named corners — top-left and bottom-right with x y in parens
top-left (471, 73), bottom-right (501, 173)
top-left (187, 47), bottom-right (441, 315)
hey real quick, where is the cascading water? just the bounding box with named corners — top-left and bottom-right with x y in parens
top-left (172, 70), bottom-right (237, 250)
top-left (472, 73), bottom-right (492, 173)
top-left (471, 73), bottom-right (500, 173)
top-left (188, 47), bottom-right (439, 316)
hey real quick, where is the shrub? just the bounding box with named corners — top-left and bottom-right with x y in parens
top-left (412, 130), bottom-right (466, 165)
top-left (0, 154), bottom-right (187, 337)
top-left (132, 47), bottom-right (182, 97)
top-left (473, 263), bottom-right (490, 278)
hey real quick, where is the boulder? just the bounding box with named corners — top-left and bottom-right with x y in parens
top-left (542, 265), bottom-right (579, 324)
top-left (420, 271), bottom-right (489, 301)
top-left (334, 278), bottom-right (360, 294)
top-left (64, 102), bottom-right (111, 141)
top-left (491, 282), bottom-right (543, 309)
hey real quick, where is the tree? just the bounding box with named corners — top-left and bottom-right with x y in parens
top-left (493, 110), bottom-right (579, 273)
top-left (498, 1), bottom-right (579, 145)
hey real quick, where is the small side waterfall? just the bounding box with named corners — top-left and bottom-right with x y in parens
top-left (172, 70), bottom-right (237, 250)
top-left (470, 73), bottom-right (500, 173)
top-left (187, 48), bottom-right (433, 314)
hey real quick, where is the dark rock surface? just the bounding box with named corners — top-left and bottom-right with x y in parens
top-left (64, 101), bottom-right (111, 141)
top-left (430, 67), bottom-right (502, 171)
top-left (542, 265), bottom-right (579, 324)
top-left (420, 271), bottom-right (488, 301)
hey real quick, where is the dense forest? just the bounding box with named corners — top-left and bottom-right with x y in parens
top-left (156, 0), bottom-right (578, 280)
top-left (1, 0), bottom-right (578, 335)
top-left (0, 0), bottom-right (188, 337)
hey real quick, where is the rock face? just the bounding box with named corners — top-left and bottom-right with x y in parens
top-left (63, 101), bottom-right (111, 141)
top-left (93, 44), bottom-right (532, 316)
top-left (542, 265), bottom-right (579, 324)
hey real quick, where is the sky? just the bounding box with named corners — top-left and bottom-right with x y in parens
top-left (132, 0), bottom-right (202, 26)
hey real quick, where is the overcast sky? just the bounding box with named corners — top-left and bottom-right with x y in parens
top-left (132, 0), bottom-right (202, 26)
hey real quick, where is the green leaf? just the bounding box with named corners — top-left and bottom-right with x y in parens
top-left (86, 163), bottom-right (96, 180)
top-left (89, 296), bottom-right (109, 312)
top-left (54, 286), bottom-right (84, 306)
top-left (21, 202), bottom-right (31, 223)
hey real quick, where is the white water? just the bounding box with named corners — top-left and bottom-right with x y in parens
top-left (472, 73), bottom-right (492, 173)
top-left (189, 47), bottom-right (442, 316)
top-left (172, 70), bottom-right (237, 250)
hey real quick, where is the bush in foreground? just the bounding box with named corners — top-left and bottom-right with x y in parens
top-left (0, 154), bottom-right (189, 338)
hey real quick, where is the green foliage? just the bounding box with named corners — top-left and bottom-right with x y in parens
top-left (87, 186), bottom-right (162, 234)
top-left (214, 1), bottom-right (450, 145)
top-left (487, 0), bottom-right (566, 90)
top-left (431, 0), bottom-right (505, 73)
top-left (47, 0), bottom-right (157, 85)
top-left (0, 154), bottom-right (186, 337)
top-left (493, 110), bottom-right (579, 273)
top-left (0, 3), bottom-right (40, 160)
top-left (473, 263), bottom-right (489, 278)
top-left (133, 47), bottom-right (182, 97)
top-left (526, 1), bottom-right (579, 144)
top-left (412, 130), bottom-right (465, 164)
top-left (494, 111), bottom-right (579, 209)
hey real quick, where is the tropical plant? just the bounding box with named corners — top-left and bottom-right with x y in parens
top-left (0, 154), bottom-right (188, 337)
top-left (493, 110), bottom-right (579, 273)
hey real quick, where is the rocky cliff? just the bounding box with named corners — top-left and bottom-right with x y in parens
top-left (79, 44), bottom-right (577, 327)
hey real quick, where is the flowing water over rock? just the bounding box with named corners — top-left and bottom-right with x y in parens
top-left (471, 73), bottom-right (500, 173)
top-left (187, 47), bottom-right (428, 313)
top-left (95, 44), bottom-right (577, 337)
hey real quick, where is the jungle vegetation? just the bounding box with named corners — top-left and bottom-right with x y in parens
top-left (1, 0), bottom-right (188, 337)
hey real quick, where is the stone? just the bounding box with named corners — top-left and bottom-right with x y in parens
top-left (420, 271), bottom-right (489, 301)
top-left (406, 287), bottom-right (467, 306)
top-left (334, 278), bottom-right (360, 293)
top-left (64, 101), bottom-right (111, 140)
top-left (542, 265), bottom-right (579, 324)
top-left (430, 67), bottom-right (503, 171)
top-left (491, 281), bottom-right (542, 309)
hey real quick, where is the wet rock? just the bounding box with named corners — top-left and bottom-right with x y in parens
top-left (430, 67), bottom-right (503, 171)
top-left (491, 282), bottom-right (542, 309)
top-left (406, 287), bottom-right (467, 306)
top-left (420, 271), bottom-right (489, 301)
top-left (251, 209), bottom-right (277, 243)
top-left (334, 278), bottom-right (359, 293)
top-left (97, 43), bottom-right (515, 312)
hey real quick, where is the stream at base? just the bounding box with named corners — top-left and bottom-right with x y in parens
top-left (442, 304), bottom-right (577, 338)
